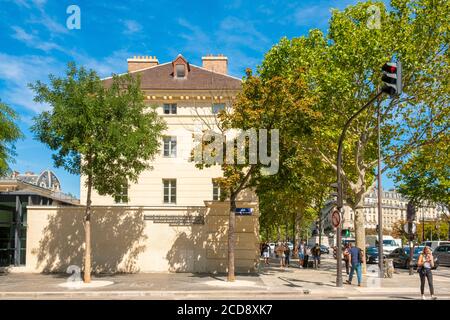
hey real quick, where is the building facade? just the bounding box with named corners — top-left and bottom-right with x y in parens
top-left (0, 171), bottom-right (78, 268)
top-left (22, 54), bottom-right (260, 274)
top-left (322, 188), bottom-right (446, 237)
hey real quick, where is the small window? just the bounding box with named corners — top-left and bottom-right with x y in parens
top-left (176, 64), bottom-right (185, 78)
top-left (163, 136), bottom-right (177, 157)
top-left (163, 179), bottom-right (176, 204)
top-left (163, 103), bottom-right (177, 114)
top-left (212, 103), bottom-right (225, 114)
top-left (114, 184), bottom-right (128, 204)
top-left (212, 180), bottom-right (221, 201)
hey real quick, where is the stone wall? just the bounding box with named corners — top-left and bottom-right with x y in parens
top-left (25, 201), bottom-right (259, 274)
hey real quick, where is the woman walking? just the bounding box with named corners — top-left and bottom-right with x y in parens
top-left (418, 246), bottom-right (436, 300)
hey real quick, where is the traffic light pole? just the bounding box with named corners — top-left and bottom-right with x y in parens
top-left (336, 91), bottom-right (383, 287)
top-left (377, 100), bottom-right (384, 278)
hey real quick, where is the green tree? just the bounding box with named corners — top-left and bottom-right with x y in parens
top-left (195, 69), bottom-right (318, 280)
top-left (0, 100), bottom-right (23, 176)
top-left (30, 63), bottom-right (166, 282)
top-left (396, 136), bottom-right (450, 210)
top-left (257, 0), bottom-right (450, 271)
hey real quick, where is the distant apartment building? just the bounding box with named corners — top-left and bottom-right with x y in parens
top-left (322, 188), bottom-right (446, 234)
top-left (21, 54), bottom-right (260, 274)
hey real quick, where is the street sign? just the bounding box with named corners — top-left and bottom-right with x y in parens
top-left (331, 209), bottom-right (341, 228)
top-left (403, 222), bottom-right (416, 234)
top-left (234, 208), bottom-right (253, 215)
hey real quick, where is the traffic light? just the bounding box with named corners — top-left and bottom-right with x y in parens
top-left (341, 229), bottom-right (351, 237)
top-left (406, 201), bottom-right (416, 222)
top-left (381, 61), bottom-right (402, 96)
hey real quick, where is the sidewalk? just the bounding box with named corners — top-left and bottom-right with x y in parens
top-left (0, 257), bottom-right (449, 299)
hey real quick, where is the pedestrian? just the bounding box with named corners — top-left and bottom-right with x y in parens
top-left (345, 243), bottom-right (363, 286)
top-left (304, 245), bottom-right (311, 268)
top-left (418, 246), bottom-right (436, 300)
top-left (284, 243), bottom-right (291, 267)
top-left (312, 243), bottom-right (321, 269)
top-left (343, 243), bottom-right (351, 275)
top-left (298, 241), bottom-right (305, 268)
top-left (275, 242), bottom-right (285, 267)
top-left (262, 242), bottom-right (270, 266)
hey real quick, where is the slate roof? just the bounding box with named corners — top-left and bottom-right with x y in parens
top-left (103, 55), bottom-right (242, 91)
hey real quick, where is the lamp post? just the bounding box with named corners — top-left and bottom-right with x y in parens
top-left (336, 91), bottom-right (383, 287)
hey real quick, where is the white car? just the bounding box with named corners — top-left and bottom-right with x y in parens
top-left (382, 239), bottom-right (401, 255)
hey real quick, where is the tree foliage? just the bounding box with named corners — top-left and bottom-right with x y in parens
top-left (255, 0), bottom-right (450, 265)
top-left (30, 63), bottom-right (166, 281)
top-left (0, 100), bottom-right (23, 176)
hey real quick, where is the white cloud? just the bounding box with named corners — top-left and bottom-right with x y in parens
top-left (122, 20), bottom-right (142, 34)
top-left (11, 0), bottom-right (46, 9)
top-left (70, 49), bottom-right (132, 78)
top-left (11, 26), bottom-right (64, 52)
top-left (0, 53), bottom-right (60, 113)
top-left (176, 17), bottom-right (269, 77)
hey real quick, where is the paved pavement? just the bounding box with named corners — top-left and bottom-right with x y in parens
top-left (1, 254), bottom-right (449, 299)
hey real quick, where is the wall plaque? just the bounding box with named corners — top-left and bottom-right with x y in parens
top-left (144, 214), bottom-right (205, 226)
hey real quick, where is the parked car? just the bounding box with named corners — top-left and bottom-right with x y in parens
top-left (320, 245), bottom-right (329, 254)
top-left (382, 239), bottom-right (401, 255)
top-left (366, 246), bottom-right (380, 264)
top-left (420, 241), bottom-right (450, 251)
top-left (387, 246), bottom-right (437, 269)
top-left (433, 245), bottom-right (450, 267)
top-left (286, 242), bottom-right (294, 252)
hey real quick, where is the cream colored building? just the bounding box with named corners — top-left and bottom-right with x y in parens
top-left (20, 54), bottom-right (260, 274)
top-left (339, 189), bottom-right (444, 231)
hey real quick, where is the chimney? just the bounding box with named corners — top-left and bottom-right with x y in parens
top-left (202, 54), bottom-right (228, 74)
top-left (127, 55), bottom-right (159, 72)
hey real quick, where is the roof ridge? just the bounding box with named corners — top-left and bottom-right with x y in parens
top-left (100, 61), bottom-right (172, 81)
top-left (189, 64), bottom-right (242, 82)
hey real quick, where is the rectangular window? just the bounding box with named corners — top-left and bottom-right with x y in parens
top-left (114, 184), bottom-right (128, 204)
top-left (212, 180), bottom-right (221, 201)
top-left (163, 103), bottom-right (177, 114)
top-left (212, 103), bottom-right (225, 114)
top-left (163, 179), bottom-right (176, 204)
top-left (163, 136), bottom-right (177, 157)
top-left (176, 64), bottom-right (185, 78)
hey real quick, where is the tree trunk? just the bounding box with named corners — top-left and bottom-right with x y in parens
top-left (84, 174), bottom-right (92, 283)
top-left (354, 205), bottom-right (366, 274)
top-left (228, 196), bottom-right (236, 282)
top-left (292, 212), bottom-right (296, 248)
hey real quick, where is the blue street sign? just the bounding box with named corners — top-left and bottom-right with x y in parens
top-left (234, 208), bottom-right (253, 215)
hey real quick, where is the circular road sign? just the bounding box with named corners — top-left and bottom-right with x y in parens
top-left (403, 222), bottom-right (417, 234)
top-left (331, 209), bottom-right (341, 228)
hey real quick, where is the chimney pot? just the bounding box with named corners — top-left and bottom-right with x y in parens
top-left (128, 54), bottom-right (159, 72)
top-left (202, 54), bottom-right (228, 74)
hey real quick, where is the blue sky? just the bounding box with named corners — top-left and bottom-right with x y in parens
top-left (0, 0), bottom-right (395, 197)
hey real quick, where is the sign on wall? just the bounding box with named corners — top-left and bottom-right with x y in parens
top-left (234, 208), bottom-right (253, 215)
top-left (144, 214), bottom-right (205, 226)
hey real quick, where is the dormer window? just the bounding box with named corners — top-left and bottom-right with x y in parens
top-left (176, 64), bottom-right (185, 78)
top-left (172, 54), bottom-right (189, 79)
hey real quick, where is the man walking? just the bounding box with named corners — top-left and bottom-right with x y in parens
top-left (346, 243), bottom-right (363, 286)
top-left (298, 241), bottom-right (305, 268)
top-left (312, 243), bottom-right (321, 269)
